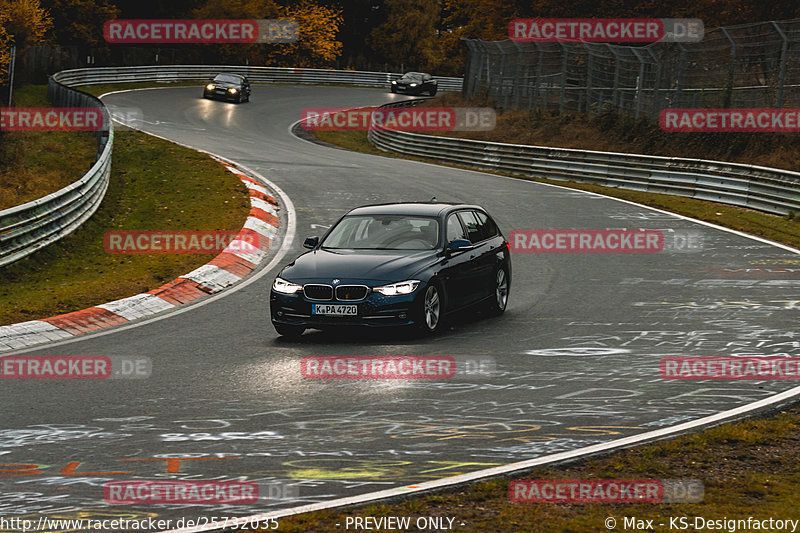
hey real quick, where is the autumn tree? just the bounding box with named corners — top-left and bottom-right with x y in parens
top-left (42, 0), bottom-right (119, 47)
top-left (369, 0), bottom-right (442, 72)
top-left (0, 9), bottom-right (11, 82)
top-left (192, 0), bottom-right (281, 65)
top-left (0, 0), bottom-right (51, 49)
top-left (265, 0), bottom-right (343, 67)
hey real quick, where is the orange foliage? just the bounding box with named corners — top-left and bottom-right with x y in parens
top-left (266, 0), bottom-right (343, 67)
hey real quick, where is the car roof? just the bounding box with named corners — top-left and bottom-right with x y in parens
top-left (345, 202), bottom-right (484, 218)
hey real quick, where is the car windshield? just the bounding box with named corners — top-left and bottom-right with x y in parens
top-left (322, 215), bottom-right (440, 250)
top-left (213, 74), bottom-right (241, 84)
top-left (401, 72), bottom-right (425, 81)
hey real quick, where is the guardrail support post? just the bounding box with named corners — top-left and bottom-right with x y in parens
top-left (631, 48), bottom-right (645, 119)
top-left (720, 28), bottom-right (736, 108)
top-left (771, 21), bottom-right (788, 108)
top-left (559, 43), bottom-right (568, 114)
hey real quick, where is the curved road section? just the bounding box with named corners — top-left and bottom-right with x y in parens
top-left (1, 85), bottom-right (799, 531)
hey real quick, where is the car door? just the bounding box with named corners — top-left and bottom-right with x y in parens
top-left (458, 210), bottom-right (499, 302)
top-left (439, 211), bottom-right (476, 311)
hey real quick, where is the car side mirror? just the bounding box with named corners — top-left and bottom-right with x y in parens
top-left (303, 236), bottom-right (319, 249)
top-left (447, 238), bottom-right (473, 256)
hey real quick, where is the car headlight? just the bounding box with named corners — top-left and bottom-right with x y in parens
top-left (228, 88), bottom-right (237, 93)
top-left (206, 84), bottom-right (215, 90)
top-left (391, 80), bottom-right (397, 84)
top-left (273, 277), bottom-right (303, 294)
top-left (409, 83), bottom-right (418, 87)
top-left (373, 280), bottom-right (420, 296)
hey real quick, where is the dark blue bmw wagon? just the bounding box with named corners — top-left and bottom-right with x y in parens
top-left (270, 202), bottom-right (511, 337)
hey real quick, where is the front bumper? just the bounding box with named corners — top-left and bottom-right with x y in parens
top-left (270, 288), bottom-right (421, 329)
top-left (204, 89), bottom-right (239, 101)
top-left (394, 87), bottom-right (423, 95)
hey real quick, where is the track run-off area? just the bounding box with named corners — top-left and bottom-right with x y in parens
top-left (1, 84), bottom-right (799, 531)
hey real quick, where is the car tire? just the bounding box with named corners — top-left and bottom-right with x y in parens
top-left (274, 323), bottom-right (305, 338)
top-left (416, 281), bottom-right (444, 334)
top-left (428, 87), bottom-right (438, 96)
top-left (391, 87), bottom-right (397, 93)
top-left (485, 267), bottom-right (509, 316)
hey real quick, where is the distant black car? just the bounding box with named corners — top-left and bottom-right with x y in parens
top-left (270, 202), bottom-right (511, 337)
top-left (391, 72), bottom-right (438, 96)
top-left (203, 73), bottom-right (251, 103)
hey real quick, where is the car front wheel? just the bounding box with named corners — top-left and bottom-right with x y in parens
top-left (417, 282), bottom-right (444, 334)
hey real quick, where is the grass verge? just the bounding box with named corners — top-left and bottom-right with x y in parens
top-left (0, 125), bottom-right (250, 326)
top-left (0, 85), bottom-right (97, 210)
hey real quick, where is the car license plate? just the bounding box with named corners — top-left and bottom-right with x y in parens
top-left (312, 304), bottom-right (357, 316)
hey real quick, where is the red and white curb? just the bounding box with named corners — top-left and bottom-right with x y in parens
top-left (0, 162), bottom-right (279, 351)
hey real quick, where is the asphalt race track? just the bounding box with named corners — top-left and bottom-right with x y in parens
top-left (2, 84), bottom-right (800, 531)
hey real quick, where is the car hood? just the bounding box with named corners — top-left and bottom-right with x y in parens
top-left (209, 81), bottom-right (240, 89)
top-left (280, 248), bottom-right (438, 284)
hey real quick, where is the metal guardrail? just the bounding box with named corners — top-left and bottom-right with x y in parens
top-left (51, 65), bottom-right (464, 92)
top-left (0, 66), bottom-right (462, 268)
top-left (0, 77), bottom-right (113, 268)
top-left (368, 100), bottom-right (800, 216)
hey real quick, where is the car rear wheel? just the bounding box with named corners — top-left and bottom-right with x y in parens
top-left (417, 282), bottom-right (444, 334)
top-left (485, 267), bottom-right (509, 316)
top-left (274, 323), bottom-right (305, 338)
top-left (428, 86), bottom-right (437, 96)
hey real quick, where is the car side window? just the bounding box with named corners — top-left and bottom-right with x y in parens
top-left (446, 213), bottom-right (468, 244)
top-left (473, 210), bottom-right (498, 239)
top-left (456, 211), bottom-right (484, 244)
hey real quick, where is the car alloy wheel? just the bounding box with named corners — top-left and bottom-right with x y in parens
top-left (487, 268), bottom-right (509, 316)
top-left (420, 283), bottom-right (441, 332)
